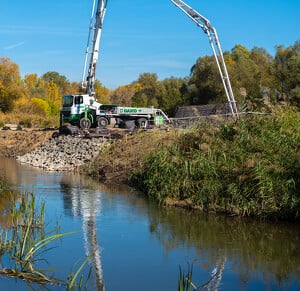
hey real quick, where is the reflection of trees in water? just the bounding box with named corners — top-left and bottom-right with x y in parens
top-left (58, 172), bottom-right (300, 288)
top-left (148, 206), bottom-right (300, 286)
top-left (0, 158), bottom-right (23, 186)
top-left (0, 157), bottom-right (35, 187)
top-left (0, 188), bottom-right (21, 229)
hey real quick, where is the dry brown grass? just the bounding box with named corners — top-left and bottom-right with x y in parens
top-left (0, 129), bottom-right (54, 157)
top-left (0, 112), bottom-right (59, 129)
top-left (85, 128), bottom-right (177, 184)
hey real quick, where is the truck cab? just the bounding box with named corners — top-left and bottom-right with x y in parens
top-left (60, 94), bottom-right (102, 128)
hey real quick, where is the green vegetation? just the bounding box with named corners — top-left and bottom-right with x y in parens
top-left (178, 264), bottom-right (198, 291)
top-left (148, 206), bottom-right (300, 282)
top-left (131, 106), bottom-right (300, 220)
top-left (84, 103), bottom-right (300, 220)
top-left (1, 39), bottom-right (300, 220)
top-left (0, 179), bottom-right (89, 288)
top-left (1, 40), bottom-right (299, 126)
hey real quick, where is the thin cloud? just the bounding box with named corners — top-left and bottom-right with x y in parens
top-left (4, 41), bottom-right (25, 50)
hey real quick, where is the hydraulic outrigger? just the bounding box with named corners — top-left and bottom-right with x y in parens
top-left (171, 0), bottom-right (239, 118)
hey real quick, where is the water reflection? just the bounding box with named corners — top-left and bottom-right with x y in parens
top-left (59, 175), bottom-right (105, 290)
top-left (149, 207), bottom-right (300, 288)
top-left (59, 172), bottom-right (300, 289)
top-left (1, 157), bottom-right (300, 290)
top-left (58, 174), bottom-right (149, 290)
top-left (0, 188), bottom-right (20, 230)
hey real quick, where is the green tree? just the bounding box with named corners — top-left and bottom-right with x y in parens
top-left (188, 55), bottom-right (224, 105)
top-left (231, 45), bottom-right (261, 102)
top-left (131, 73), bottom-right (160, 108)
top-left (250, 47), bottom-right (274, 102)
top-left (273, 41), bottom-right (300, 106)
top-left (159, 77), bottom-right (188, 116)
top-left (250, 47), bottom-right (273, 85)
top-left (110, 84), bottom-right (138, 106)
top-left (42, 71), bottom-right (69, 95)
top-left (24, 73), bottom-right (46, 99)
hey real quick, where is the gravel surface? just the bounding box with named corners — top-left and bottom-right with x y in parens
top-left (17, 135), bottom-right (110, 172)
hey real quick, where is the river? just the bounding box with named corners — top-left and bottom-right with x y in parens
top-left (0, 157), bottom-right (300, 290)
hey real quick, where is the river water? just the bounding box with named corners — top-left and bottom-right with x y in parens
top-left (0, 157), bottom-right (300, 290)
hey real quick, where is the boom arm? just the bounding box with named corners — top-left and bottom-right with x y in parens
top-left (171, 0), bottom-right (239, 118)
top-left (82, 0), bottom-right (108, 96)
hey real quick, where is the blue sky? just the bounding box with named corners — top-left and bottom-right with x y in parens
top-left (1, 0), bottom-right (299, 89)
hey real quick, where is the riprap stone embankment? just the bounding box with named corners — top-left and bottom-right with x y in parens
top-left (17, 135), bottom-right (110, 172)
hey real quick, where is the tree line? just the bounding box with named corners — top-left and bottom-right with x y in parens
top-left (0, 40), bottom-right (299, 120)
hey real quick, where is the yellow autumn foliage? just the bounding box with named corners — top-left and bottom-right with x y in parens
top-left (30, 98), bottom-right (51, 116)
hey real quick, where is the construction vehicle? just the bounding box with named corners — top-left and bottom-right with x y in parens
top-left (61, 94), bottom-right (169, 129)
top-left (60, 0), bottom-right (170, 130)
top-left (171, 0), bottom-right (239, 118)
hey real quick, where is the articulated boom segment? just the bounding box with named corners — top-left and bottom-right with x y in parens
top-left (171, 0), bottom-right (239, 118)
top-left (82, 0), bottom-right (109, 96)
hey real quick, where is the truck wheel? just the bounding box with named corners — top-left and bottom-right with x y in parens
top-left (80, 118), bottom-right (92, 129)
top-left (97, 117), bottom-right (108, 128)
top-left (137, 118), bottom-right (148, 128)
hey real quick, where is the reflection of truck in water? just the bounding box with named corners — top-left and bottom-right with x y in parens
top-left (60, 94), bottom-right (170, 129)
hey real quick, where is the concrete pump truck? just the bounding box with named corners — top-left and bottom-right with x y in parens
top-left (60, 0), bottom-right (169, 130)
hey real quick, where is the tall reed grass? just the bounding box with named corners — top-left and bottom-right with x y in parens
top-left (0, 181), bottom-right (89, 288)
top-left (178, 264), bottom-right (198, 291)
top-left (131, 106), bottom-right (300, 220)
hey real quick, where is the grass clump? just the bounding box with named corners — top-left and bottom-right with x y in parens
top-left (178, 264), bottom-right (197, 291)
top-left (131, 106), bottom-right (300, 220)
top-left (0, 181), bottom-right (89, 289)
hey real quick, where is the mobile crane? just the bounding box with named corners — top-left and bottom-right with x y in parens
top-left (60, 0), bottom-right (169, 130)
top-left (171, 0), bottom-right (239, 118)
top-left (60, 0), bottom-right (107, 130)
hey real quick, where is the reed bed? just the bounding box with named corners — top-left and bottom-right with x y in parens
top-left (0, 181), bottom-right (88, 288)
top-left (131, 106), bottom-right (300, 220)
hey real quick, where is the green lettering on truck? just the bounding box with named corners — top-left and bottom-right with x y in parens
top-left (124, 109), bottom-right (137, 113)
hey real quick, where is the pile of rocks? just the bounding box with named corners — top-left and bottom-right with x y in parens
top-left (17, 135), bottom-right (110, 172)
